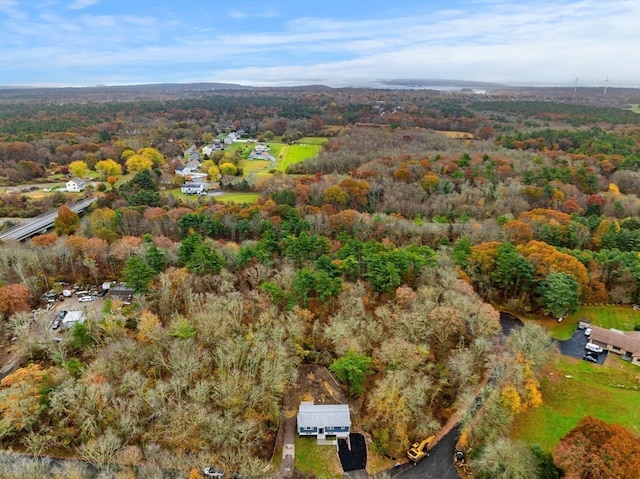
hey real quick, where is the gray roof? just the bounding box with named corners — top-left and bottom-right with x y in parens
top-left (297, 402), bottom-right (350, 428)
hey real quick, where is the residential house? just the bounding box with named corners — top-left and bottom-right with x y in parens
top-left (66, 178), bottom-right (87, 192)
top-left (589, 326), bottom-right (640, 366)
top-left (202, 145), bottom-right (214, 156)
top-left (297, 402), bottom-right (351, 440)
top-left (186, 158), bottom-right (201, 171)
top-left (181, 182), bottom-right (205, 195)
top-left (175, 166), bottom-right (192, 177)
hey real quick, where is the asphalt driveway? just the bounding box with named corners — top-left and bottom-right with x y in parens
top-left (557, 328), bottom-right (607, 365)
top-left (338, 433), bottom-right (367, 472)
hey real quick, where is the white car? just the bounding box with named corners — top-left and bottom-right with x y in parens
top-left (203, 468), bottom-right (224, 478)
top-left (584, 327), bottom-right (592, 336)
top-left (78, 296), bottom-right (93, 302)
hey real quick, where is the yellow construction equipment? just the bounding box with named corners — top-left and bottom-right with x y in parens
top-left (407, 435), bottom-right (435, 462)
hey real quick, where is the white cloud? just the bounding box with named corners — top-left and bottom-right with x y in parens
top-left (1, 0), bottom-right (638, 87)
top-left (68, 0), bottom-right (100, 10)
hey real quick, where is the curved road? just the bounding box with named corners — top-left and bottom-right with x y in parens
top-left (0, 196), bottom-right (95, 242)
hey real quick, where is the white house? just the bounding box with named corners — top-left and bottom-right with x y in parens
top-left (175, 166), bottom-right (192, 177)
top-left (181, 182), bottom-right (205, 195)
top-left (202, 145), bottom-right (214, 156)
top-left (297, 402), bottom-right (351, 441)
top-left (66, 178), bottom-right (87, 192)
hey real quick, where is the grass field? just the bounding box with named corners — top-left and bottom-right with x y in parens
top-left (511, 354), bottom-right (640, 450)
top-left (625, 104), bottom-right (640, 113)
top-left (277, 143), bottom-right (323, 171)
top-left (549, 305), bottom-right (640, 340)
top-left (299, 137), bottom-right (330, 145)
top-left (294, 436), bottom-right (342, 479)
top-left (214, 192), bottom-right (260, 204)
top-left (239, 159), bottom-right (271, 173)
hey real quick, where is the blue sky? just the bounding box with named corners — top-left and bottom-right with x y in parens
top-left (1, 0), bottom-right (638, 88)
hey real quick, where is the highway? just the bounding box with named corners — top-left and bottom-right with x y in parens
top-left (0, 196), bottom-right (96, 242)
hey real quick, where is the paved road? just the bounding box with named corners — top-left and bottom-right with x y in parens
top-left (0, 196), bottom-right (96, 241)
top-left (389, 426), bottom-right (461, 479)
top-left (385, 312), bottom-right (522, 479)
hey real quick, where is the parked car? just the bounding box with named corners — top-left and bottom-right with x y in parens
top-left (585, 342), bottom-right (603, 354)
top-left (78, 296), bottom-right (93, 302)
top-left (52, 319), bottom-right (61, 330)
top-left (58, 310), bottom-right (68, 320)
top-left (583, 354), bottom-right (598, 363)
top-left (584, 327), bottom-right (592, 336)
top-left (203, 467), bottom-right (224, 478)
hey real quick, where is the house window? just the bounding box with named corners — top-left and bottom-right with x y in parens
top-left (305, 426), bottom-right (312, 430)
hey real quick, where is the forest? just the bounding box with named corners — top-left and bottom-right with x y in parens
top-left (0, 84), bottom-right (639, 478)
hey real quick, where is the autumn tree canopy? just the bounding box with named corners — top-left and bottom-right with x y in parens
top-left (553, 417), bottom-right (640, 479)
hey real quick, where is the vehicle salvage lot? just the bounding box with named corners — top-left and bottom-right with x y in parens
top-left (47, 294), bottom-right (104, 331)
top-left (557, 328), bottom-right (607, 365)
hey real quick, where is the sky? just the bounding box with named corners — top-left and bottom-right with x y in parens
top-left (0, 0), bottom-right (639, 88)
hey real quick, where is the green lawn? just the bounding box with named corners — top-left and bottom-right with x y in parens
top-left (511, 354), bottom-right (640, 450)
top-left (214, 192), bottom-right (260, 204)
top-left (625, 104), bottom-right (640, 113)
top-left (294, 436), bottom-right (342, 479)
top-left (277, 143), bottom-right (322, 171)
top-left (549, 305), bottom-right (640, 340)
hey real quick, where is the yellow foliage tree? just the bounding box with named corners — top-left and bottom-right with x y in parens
top-left (69, 160), bottom-right (89, 178)
top-left (208, 164), bottom-right (221, 180)
top-left (0, 364), bottom-right (50, 432)
top-left (523, 378), bottom-right (543, 409)
top-left (95, 159), bottom-right (122, 180)
top-left (126, 154), bottom-right (153, 172)
top-left (324, 185), bottom-right (349, 206)
top-left (219, 162), bottom-right (237, 176)
top-left (136, 310), bottom-right (163, 343)
top-left (138, 147), bottom-right (164, 167)
top-left (500, 385), bottom-right (523, 415)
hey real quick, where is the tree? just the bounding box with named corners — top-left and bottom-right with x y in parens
top-left (474, 438), bottom-right (539, 479)
top-left (553, 417), bottom-right (640, 479)
top-left (53, 205), bottom-right (79, 235)
top-left (537, 272), bottom-right (579, 318)
top-left (0, 284), bottom-right (32, 318)
top-left (138, 147), bottom-right (164, 167)
top-left (125, 153), bottom-right (153, 172)
top-left (68, 160), bottom-right (89, 178)
top-left (94, 159), bottom-right (122, 180)
top-left (219, 162), bottom-right (237, 176)
top-left (121, 255), bottom-right (156, 292)
top-left (330, 350), bottom-right (373, 395)
top-left (492, 243), bottom-right (535, 300)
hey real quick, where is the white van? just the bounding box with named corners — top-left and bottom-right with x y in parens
top-left (585, 342), bottom-right (603, 354)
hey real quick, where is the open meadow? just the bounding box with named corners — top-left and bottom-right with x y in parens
top-left (511, 354), bottom-right (640, 450)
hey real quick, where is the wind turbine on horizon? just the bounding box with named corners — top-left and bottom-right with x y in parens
top-left (602, 74), bottom-right (611, 94)
top-left (573, 75), bottom-right (580, 92)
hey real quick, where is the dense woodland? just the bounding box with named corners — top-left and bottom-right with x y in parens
top-left (0, 85), bottom-right (639, 478)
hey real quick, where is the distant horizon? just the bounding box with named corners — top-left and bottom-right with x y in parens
top-left (1, 77), bottom-right (638, 91)
top-left (1, 0), bottom-right (638, 89)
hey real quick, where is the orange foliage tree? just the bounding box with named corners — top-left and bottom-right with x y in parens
top-left (0, 283), bottom-right (32, 317)
top-left (516, 241), bottom-right (589, 298)
top-left (553, 417), bottom-right (640, 479)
